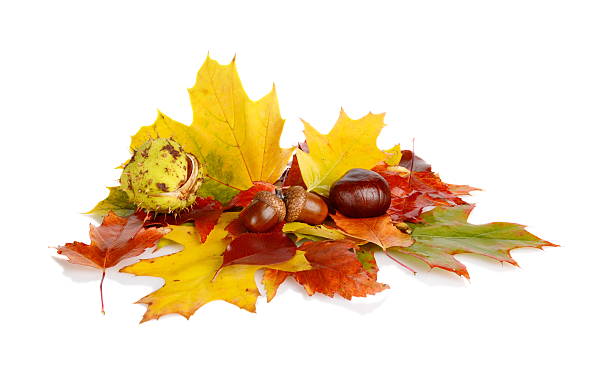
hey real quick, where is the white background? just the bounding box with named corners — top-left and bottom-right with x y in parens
top-left (1, 1), bottom-right (610, 377)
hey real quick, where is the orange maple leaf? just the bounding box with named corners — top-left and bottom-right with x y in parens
top-left (330, 213), bottom-right (413, 251)
top-left (263, 240), bottom-right (388, 301)
top-left (56, 211), bottom-right (169, 314)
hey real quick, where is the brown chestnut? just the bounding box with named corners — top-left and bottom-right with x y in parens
top-left (239, 191), bottom-right (286, 232)
top-left (329, 168), bottom-right (391, 218)
top-left (283, 186), bottom-right (328, 225)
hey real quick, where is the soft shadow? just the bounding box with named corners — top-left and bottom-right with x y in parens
top-left (261, 274), bottom-right (388, 315)
top-left (413, 268), bottom-right (469, 287)
top-left (52, 256), bottom-right (100, 283)
top-left (54, 244), bottom-right (181, 290)
top-left (454, 251), bottom-right (531, 272)
top-left (377, 254), bottom-right (468, 288)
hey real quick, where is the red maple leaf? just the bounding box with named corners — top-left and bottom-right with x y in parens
top-left (56, 211), bottom-right (169, 313)
top-left (136, 197), bottom-right (223, 243)
top-left (373, 163), bottom-right (470, 222)
top-left (226, 182), bottom-right (276, 208)
top-left (213, 231), bottom-right (297, 279)
top-left (282, 155), bottom-right (307, 188)
top-left (263, 240), bottom-right (388, 301)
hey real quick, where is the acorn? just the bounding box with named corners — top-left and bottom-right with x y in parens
top-left (283, 186), bottom-right (328, 225)
top-left (239, 191), bottom-right (286, 233)
top-left (329, 168), bottom-right (391, 218)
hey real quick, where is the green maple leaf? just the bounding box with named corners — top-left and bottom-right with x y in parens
top-left (388, 205), bottom-right (557, 278)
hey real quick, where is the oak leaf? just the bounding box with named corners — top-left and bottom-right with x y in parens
top-left (387, 205), bottom-right (558, 278)
top-left (120, 213), bottom-right (310, 323)
top-left (129, 57), bottom-right (293, 202)
top-left (330, 213), bottom-right (413, 251)
top-left (263, 240), bottom-right (388, 302)
top-left (56, 211), bottom-right (169, 313)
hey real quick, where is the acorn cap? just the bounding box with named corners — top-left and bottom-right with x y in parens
top-left (254, 191), bottom-right (286, 222)
top-left (283, 186), bottom-right (307, 222)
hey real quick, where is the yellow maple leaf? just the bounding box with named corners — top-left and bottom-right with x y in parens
top-left (296, 109), bottom-right (398, 197)
top-left (129, 56), bottom-right (293, 201)
top-left (282, 222), bottom-right (346, 241)
top-left (120, 213), bottom-right (311, 323)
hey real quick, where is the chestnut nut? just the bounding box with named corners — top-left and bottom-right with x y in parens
top-left (329, 168), bottom-right (391, 218)
top-left (239, 191), bottom-right (286, 233)
top-left (239, 187), bottom-right (329, 232)
top-left (283, 186), bottom-right (328, 225)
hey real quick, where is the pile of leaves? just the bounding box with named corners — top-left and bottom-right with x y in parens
top-left (55, 56), bottom-right (556, 323)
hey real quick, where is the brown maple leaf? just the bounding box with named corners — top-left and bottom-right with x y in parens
top-left (263, 240), bottom-right (388, 301)
top-left (330, 213), bottom-right (413, 251)
top-left (56, 211), bottom-right (169, 314)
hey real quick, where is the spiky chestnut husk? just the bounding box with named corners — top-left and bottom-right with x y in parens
top-left (120, 138), bottom-right (203, 213)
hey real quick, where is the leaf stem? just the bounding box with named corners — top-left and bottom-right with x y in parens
top-left (384, 251), bottom-right (416, 275)
top-left (100, 270), bottom-right (106, 315)
top-left (407, 138), bottom-right (415, 189)
top-left (204, 174), bottom-right (242, 191)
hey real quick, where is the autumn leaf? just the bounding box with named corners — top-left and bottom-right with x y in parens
top-left (355, 244), bottom-right (381, 279)
top-left (56, 212), bottom-right (169, 313)
top-left (263, 240), bottom-right (388, 302)
top-left (226, 181), bottom-right (276, 208)
top-left (387, 205), bottom-right (558, 278)
top-left (447, 184), bottom-right (481, 196)
top-left (129, 57), bottom-right (293, 202)
top-left (282, 155), bottom-right (306, 188)
top-left (373, 164), bottom-right (469, 222)
top-left (87, 187), bottom-right (136, 217)
top-left (282, 222), bottom-right (346, 241)
top-left (139, 197), bottom-right (223, 243)
top-left (284, 144), bottom-right (399, 190)
top-left (262, 270), bottom-right (290, 303)
top-left (120, 213), bottom-right (310, 323)
top-left (218, 232), bottom-right (297, 271)
top-left (396, 151), bottom-right (480, 196)
top-left (330, 213), bottom-right (413, 251)
top-left (296, 110), bottom-right (393, 196)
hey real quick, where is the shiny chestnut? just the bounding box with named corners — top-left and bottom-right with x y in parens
top-left (329, 168), bottom-right (391, 218)
top-left (283, 186), bottom-right (328, 225)
top-left (239, 191), bottom-right (286, 232)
